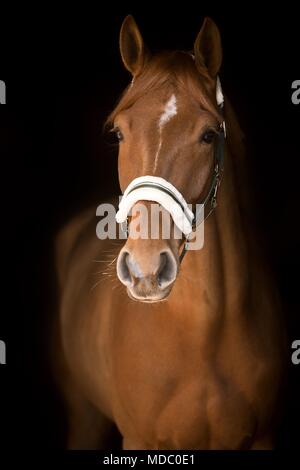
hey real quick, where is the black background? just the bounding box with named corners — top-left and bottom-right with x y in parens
top-left (0, 2), bottom-right (299, 460)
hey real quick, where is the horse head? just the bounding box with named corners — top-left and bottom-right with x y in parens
top-left (109, 16), bottom-right (224, 302)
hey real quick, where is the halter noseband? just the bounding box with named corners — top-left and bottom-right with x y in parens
top-left (115, 77), bottom-right (226, 264)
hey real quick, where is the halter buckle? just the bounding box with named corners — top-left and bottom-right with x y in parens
top-left (179, 237), bottom-right (190, 263)
top-left (120, 218), bottom-right (129, 237)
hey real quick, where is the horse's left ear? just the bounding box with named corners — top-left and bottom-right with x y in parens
top-left (119, 15), bottom-right (147, 77)
top-left (194, 17), bottom-right (222, 78)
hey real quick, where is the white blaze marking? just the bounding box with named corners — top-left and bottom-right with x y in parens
top-left (153, 140), bottom-right (162, 172)
top-left (154, 94), bottom-right (177, 172)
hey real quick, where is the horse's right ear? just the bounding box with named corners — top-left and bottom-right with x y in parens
top-left (119, 15), bottom-right (147, 77)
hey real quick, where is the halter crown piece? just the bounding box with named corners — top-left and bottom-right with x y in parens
top-left (115, 76), bottom-right (226, 262)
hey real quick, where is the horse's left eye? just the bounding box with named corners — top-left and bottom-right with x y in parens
top-left (200, 129), bottom-right (216, 144)
top-left (111, 127), bottom-right (124, 142)
top-left (115, 128), bottom-right (124, 142)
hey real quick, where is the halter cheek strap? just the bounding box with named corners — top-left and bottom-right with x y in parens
top-left (115, 77), bottom-right (226, 261)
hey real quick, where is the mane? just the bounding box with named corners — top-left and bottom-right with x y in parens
top-left (106, 51), bottom-right (223, 126)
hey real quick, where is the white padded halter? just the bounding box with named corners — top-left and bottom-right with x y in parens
top-left (115, 77), bottom-right (225, 237)
top-left (116, 175), bottom-right (194, 236)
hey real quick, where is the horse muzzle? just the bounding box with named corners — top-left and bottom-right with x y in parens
top-left (117, 246), bottom-right (178, 302)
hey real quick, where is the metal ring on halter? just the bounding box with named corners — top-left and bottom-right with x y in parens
top-left (120, 219), bottom-right (129, 237)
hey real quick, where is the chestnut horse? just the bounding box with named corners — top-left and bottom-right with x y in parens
top-left (54, 16), bottom-right (286, 449)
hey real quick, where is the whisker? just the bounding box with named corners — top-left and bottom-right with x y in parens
top-left (90, 278), bottom-right (106, 291)
top-left (92, 260), bottom-right (111, 263)
top-left (107, 257), bottom-right (117, 266)
top-left (178, 272), bottom-right (198, 284)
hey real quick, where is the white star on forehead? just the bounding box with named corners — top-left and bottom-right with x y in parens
top-left (158, 94), bottom-right (177, 128)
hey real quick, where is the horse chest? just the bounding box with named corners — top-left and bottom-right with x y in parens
top-left (111, 324), bottom-right (258, 449)
top-left (113, 363), bottom-right (257, 449)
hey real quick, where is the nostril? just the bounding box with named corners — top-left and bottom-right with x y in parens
top-left (117, 251), bottom-right (133, 286)
top-left (158, 251), bottom-right (177, 289)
